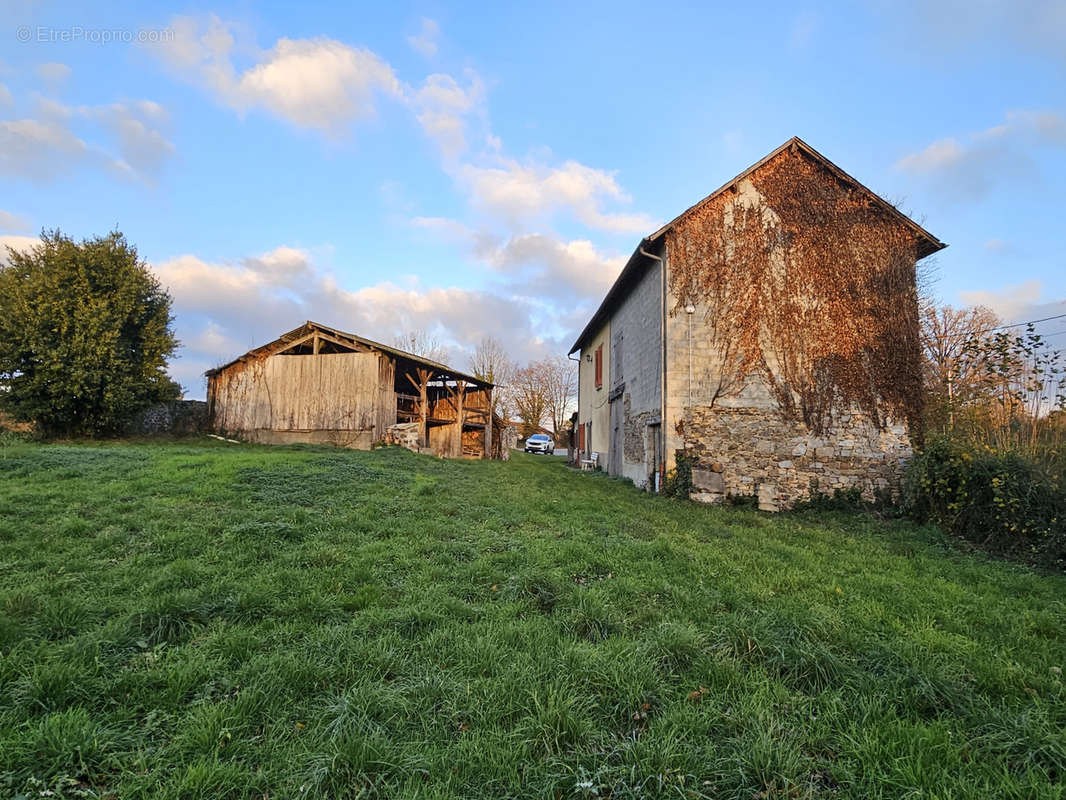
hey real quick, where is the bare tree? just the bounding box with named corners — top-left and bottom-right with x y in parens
top-left (508, 356), bottom-right (577, 438)
top-left (393, 329), bottom-right (451, 365)
top-left (511, 364), bottom-right (548, 437)
top-left (539, 355), bottom-right (577, 437)
top-left (921, 304), bottom-right (1000, 425)
top-left (469, 337), bottom-right (516, 420)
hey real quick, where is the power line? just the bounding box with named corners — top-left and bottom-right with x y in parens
top-left (991, 312), bottom-right (1066, 331)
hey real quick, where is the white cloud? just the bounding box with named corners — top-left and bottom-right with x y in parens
top-left (0, 94), bottom-right (173, 183)
top-left (36, 62), bottom-right (71, 84)
top-left (895, 109), bottom-right (1066, 200)
top-left (0, 234), bottom-right (41, 265)
top-left (411, 71), bottom-right (484, 158)
top-left (896, 137), bottom-right (964, 173)
top-left (89, 102), bottom-right (175, 180)
top-left (35, 96), bottom-right (73, 122)
top-left (0, 83), bottom-right (11, 107)
top-left (0, 118), bottom-right (95, 180)
top-left (236, 38), bottom-right (400, 131)
top-left (457, 157), bottom-right (655, 234)
top-left (959, 279), bottom-right (1048, 322)
top-left (150, 15), bottom-right (402, 134)
top-left (0, 209), bottom-right (30, 233)
top-left (407, 18), bottom-right (440, 58)
top-left (412, 217), bottom-right (624, 302)
top-left (486, 233), bottom-right (624, 299)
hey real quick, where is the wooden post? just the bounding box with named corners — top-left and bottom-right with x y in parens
top-left (454, 380), bottom-right (465, 457)
top-left (483, 386), bottom-right (493, 458)
top-left (418, 369), bottom-right (431, 447)
top-left (313, 334), bottom-right (321, 355)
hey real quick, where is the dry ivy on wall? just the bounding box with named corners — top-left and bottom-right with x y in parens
top-left (666, 148), bottom-right (924, 438)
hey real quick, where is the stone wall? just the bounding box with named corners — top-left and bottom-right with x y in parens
top-left (385, 421), bottom-right (423, 451)
top-left (126, 400), bottom-right (208, 435)
top-left (683, 405), bottom-right (911, 510)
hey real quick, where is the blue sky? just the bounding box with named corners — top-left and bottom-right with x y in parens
top-left (2, 0), bottom-right (1064, 397)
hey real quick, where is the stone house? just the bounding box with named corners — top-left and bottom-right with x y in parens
top-left (569, 137), bottom-right (945, 509)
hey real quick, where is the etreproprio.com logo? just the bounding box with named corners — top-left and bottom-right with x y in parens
top-left (16, 25), bottom-right (175, 44)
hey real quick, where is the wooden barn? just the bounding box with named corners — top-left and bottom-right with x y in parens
top-left (205, 321), bottom-right (496, 458)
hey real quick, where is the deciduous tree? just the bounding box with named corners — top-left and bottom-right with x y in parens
top-left (511, 364), bottom-right (548, 437)
top-left (921, 304), bottom-right (1000, 426)
top-left (468, 336), bottom-right (516, 420)
top-left (539, 355), bottom-right (577, 437)
top-left (393, 329), bottom-right (451, 365)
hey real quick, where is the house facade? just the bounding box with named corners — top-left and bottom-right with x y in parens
top-left (206, 321), bottom-right (497, 458)
top-left (570, 138), bottom-right (946, 509)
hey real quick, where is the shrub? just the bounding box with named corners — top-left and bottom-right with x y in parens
top-left (662, 450), bottom-right (695, 499)
top-left (792, 482), bottom-right (865, 513)
top-left (903, 437), bottom-right (1065, 569)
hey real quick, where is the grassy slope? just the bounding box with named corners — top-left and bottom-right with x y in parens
top-left (0, 441), bottom-right (1063, 800)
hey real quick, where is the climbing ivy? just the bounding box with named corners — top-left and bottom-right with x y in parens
top-left (666, 148), bottom-right (924, 438)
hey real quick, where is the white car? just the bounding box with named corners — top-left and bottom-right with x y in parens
top-left (524, 433), bottom-right (554, 454)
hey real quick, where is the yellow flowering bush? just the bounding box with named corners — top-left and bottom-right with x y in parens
top-left (903, 437), bottom-right (1065, 570)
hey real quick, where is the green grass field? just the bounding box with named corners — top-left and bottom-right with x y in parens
top-left (0, 440), bottom-right (1063, 799)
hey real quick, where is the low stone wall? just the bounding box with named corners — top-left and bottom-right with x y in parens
top-left (683, 405), bottom-right (911, 510)
top-left (126, 400), bottom-right (208, 435)
top-left (385, 421), bottom-right (423, 451)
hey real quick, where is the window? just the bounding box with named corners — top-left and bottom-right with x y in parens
top-left (594, 344), bottom-right (603, 389)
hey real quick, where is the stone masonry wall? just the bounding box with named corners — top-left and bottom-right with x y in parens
top-left (684, 405), bottom-right (911, 510)
top-left (125, 400), bottom-right (208, 435)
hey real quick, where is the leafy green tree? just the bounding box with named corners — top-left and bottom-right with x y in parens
top-left (0, 230), bottom-right (180, 435)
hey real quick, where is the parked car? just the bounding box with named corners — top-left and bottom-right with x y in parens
top-left (524, 433), bottom-right (554, 454)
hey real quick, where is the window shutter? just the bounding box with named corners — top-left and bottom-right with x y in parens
top-left (594, 344), bottom-right (603, 389)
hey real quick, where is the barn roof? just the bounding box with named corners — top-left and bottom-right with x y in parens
top-left (568, 136), bottom-right (947, 355)
top-left (204, 320), bottom-right (493, 387)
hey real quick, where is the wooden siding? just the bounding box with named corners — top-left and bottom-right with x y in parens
top-left (210, 351), bottom-right (384, 436)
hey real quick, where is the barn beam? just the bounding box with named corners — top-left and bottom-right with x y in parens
top-left (416, 368), bottom-right (432, 447)
top-left (274, 329), bottom-right (359, 356)
top-left (454, 380), bottom-right (465, 458)
top-left (484, 387), bottom-right (493, 458)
